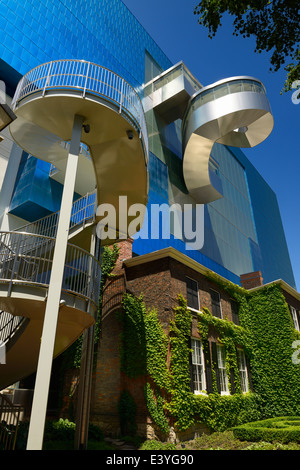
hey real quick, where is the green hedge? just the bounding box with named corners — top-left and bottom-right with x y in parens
top-left (139, 440), bottom-right (177, 450)
top-left (233, 416), bottom-right (300, 443)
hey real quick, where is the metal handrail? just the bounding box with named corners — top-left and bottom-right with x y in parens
top-left (0, 231), bottom-right (101, 308)
top-left (0, 192), bottom-right (99, 353)
top-left (0, 311), bottom-right (24, 344)
top-left (50, 142), bottom-right (92, 176)
top-left (153, 63), bottom-right (201, 93)
top-left (182, 77), bottom-right (267, 139)
top-left (14, 190), bottom-right (97, 238)
top-left (0, 393), bottom-right (24, 450)
top-left (11, 59), bottom-right (148, 156)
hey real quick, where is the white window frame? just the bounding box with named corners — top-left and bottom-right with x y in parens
top-left (290, 306), bottom-right (300, 331)
top-left (191, 338), bottom-right (206, 394)
top-left (237, 348), bottom-right (249, 393)
top-left (216, 344), bottom-right (229, 395)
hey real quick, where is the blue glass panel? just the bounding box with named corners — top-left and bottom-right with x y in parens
top-left (1, 0), bottom-right (295, 288)
top-left (227, 146), bottom-right (296, 288)
top-left (1, 0), bottom-right (172, 90)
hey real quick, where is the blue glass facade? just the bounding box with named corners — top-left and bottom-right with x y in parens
top-left (0, 0), bottom-right (295, 287)
top-left (0, 0), bottom-right (171, 88)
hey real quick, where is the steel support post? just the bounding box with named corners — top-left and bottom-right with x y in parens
top-left (26, 114), bottom-right (84, 450)
top-left (74, 227), bottom-right (99, 450)
top-left (74, 326), bottom-right (95, 449)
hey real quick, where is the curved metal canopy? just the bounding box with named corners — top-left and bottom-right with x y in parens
top-left (9, 59), bottom-right (149, 240)
top-left (182, 76), bottom-right (274, 204)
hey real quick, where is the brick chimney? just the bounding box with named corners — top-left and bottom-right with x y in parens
top-left (109, 238), bottom-right (133, 274)
top-left (240, 271), bottom-right (263, 289)
top-left (117, 238), bottom-right (133, 263)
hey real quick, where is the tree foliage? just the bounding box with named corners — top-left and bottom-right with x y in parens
top-left (194, 0), bottom-right (300, 93)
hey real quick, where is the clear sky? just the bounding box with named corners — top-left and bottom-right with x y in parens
top-left (122, 0), bottom-right (300, 290)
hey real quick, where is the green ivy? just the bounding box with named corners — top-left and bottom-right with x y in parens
top-left (119, 294), bottom-right (147, 378)
top-left (144, 308), bottom-right (171, 392)
top-left (240, 283), bottom-right (300, 417)
top-left (165, 295), bottom-right (260, 431)
top-left (119, 294), bottom-right (171, 432)
top-left (57, 243), bottom-right (120, 416)
top-left (192, 392), bottom-right (262, 432)
top-left (144, 383), bottom-right (170, 433)
top-left (197, 306), bottom-right (249, 394)
top-left (166, 294), bottom-right (195, 431)
top-left (203, 270), bottom-right (249, 301)
top-left (115, 276), bottom-right (300, 436)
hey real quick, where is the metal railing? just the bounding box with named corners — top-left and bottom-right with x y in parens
top-left (153, 62), bottom-right (201, 93)
top-left (15, 190), bottom-right (97, 239)
top-left (0, 231), bottom-right (101, 308)
top-left (0, 393), bottom-right (24, 450)
top-left (0, 311), bottom-right (24, 345)
top-left (50, 142), bottom-right (92, 177)
top-left (0, 191), bottom-right (99, 349)
top-left (192, 78), bottom-right (265, 107)
top-left (144, 62), bottom-right (202, 97)
top-left (11, 59), bottom-right (148, 156)
top-left (183, 77), bottom-right (266, 137)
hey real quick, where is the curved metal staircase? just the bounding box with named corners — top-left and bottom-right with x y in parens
top-left (0, 191), bottom-right (100, 390)
top-left (0, 60), bottom-right (149, 395)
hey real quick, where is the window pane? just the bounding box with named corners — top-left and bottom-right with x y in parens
top-left (186, 277), bottom-right (199, 310)
top-left (191, 339), bottom-right (206, 392)
top-left (231, 300), bottom-right (239, 325)
top-left (217, 345), bottom-right (229, 393)
top-left (210, 289), bottom-right (221, 318)
top-left (237, 349), bottom-right (248, 393)
top-left (290, 306), bottom-right (300, 331)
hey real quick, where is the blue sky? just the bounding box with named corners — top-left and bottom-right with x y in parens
top-left (122, 0), bottom-right (300, 290)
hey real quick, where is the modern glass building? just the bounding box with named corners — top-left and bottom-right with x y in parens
top-left (0, 0), bottom-right (295, 288)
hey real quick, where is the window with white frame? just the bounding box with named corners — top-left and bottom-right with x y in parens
top-left (191, 338), bottom-right (206, 393)
top-left (290, 306), bottom-right (300, 331)
top-left (186, 277), bottom-right (199, 311)
top-left (216, 344), bottom-right (229, 394)
top-left (237, 348), bottom-right (249, 393)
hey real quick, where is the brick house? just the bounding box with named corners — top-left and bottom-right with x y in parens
top-left (88, 240), bottom-right (300, 441)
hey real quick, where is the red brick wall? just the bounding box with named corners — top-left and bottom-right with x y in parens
top-left (168, 258), bottom-right (235, 322)
top-left (282, 290), bottom-right (300, 312)
top-left (102, 273), bottom-right (125, 319)
top-left (112, 238), bottom-right (133, 273)
top-left (90, 252), bottom-right (240, 435)
top-left (125, 257), bottom-right (173, 330)
top-left (90, 308), bottom-right (123, 435)
top-left (240, 271), bottom-right (263, 289)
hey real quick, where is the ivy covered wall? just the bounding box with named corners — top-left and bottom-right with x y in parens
top-left (60, 245), bottom-right (300, 438)
top-left (117, 275), bottom-right (300, 437)
top-left (241, 284), bottom-right (300, 417)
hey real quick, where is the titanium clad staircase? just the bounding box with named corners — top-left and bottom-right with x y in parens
top-left (0, 59), bottom-right (149, 393)
top-left (0, 191), bottom-right (100, 390)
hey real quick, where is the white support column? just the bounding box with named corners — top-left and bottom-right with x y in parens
top-left (26, 114), bottom-right (84, 450)
top-left (74, 226), bottom-right (99, 450)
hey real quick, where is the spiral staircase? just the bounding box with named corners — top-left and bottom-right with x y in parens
top-left (0, 190), bottom-right (100, 390)
top-left (0, 62), bottom-right (150, 454)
